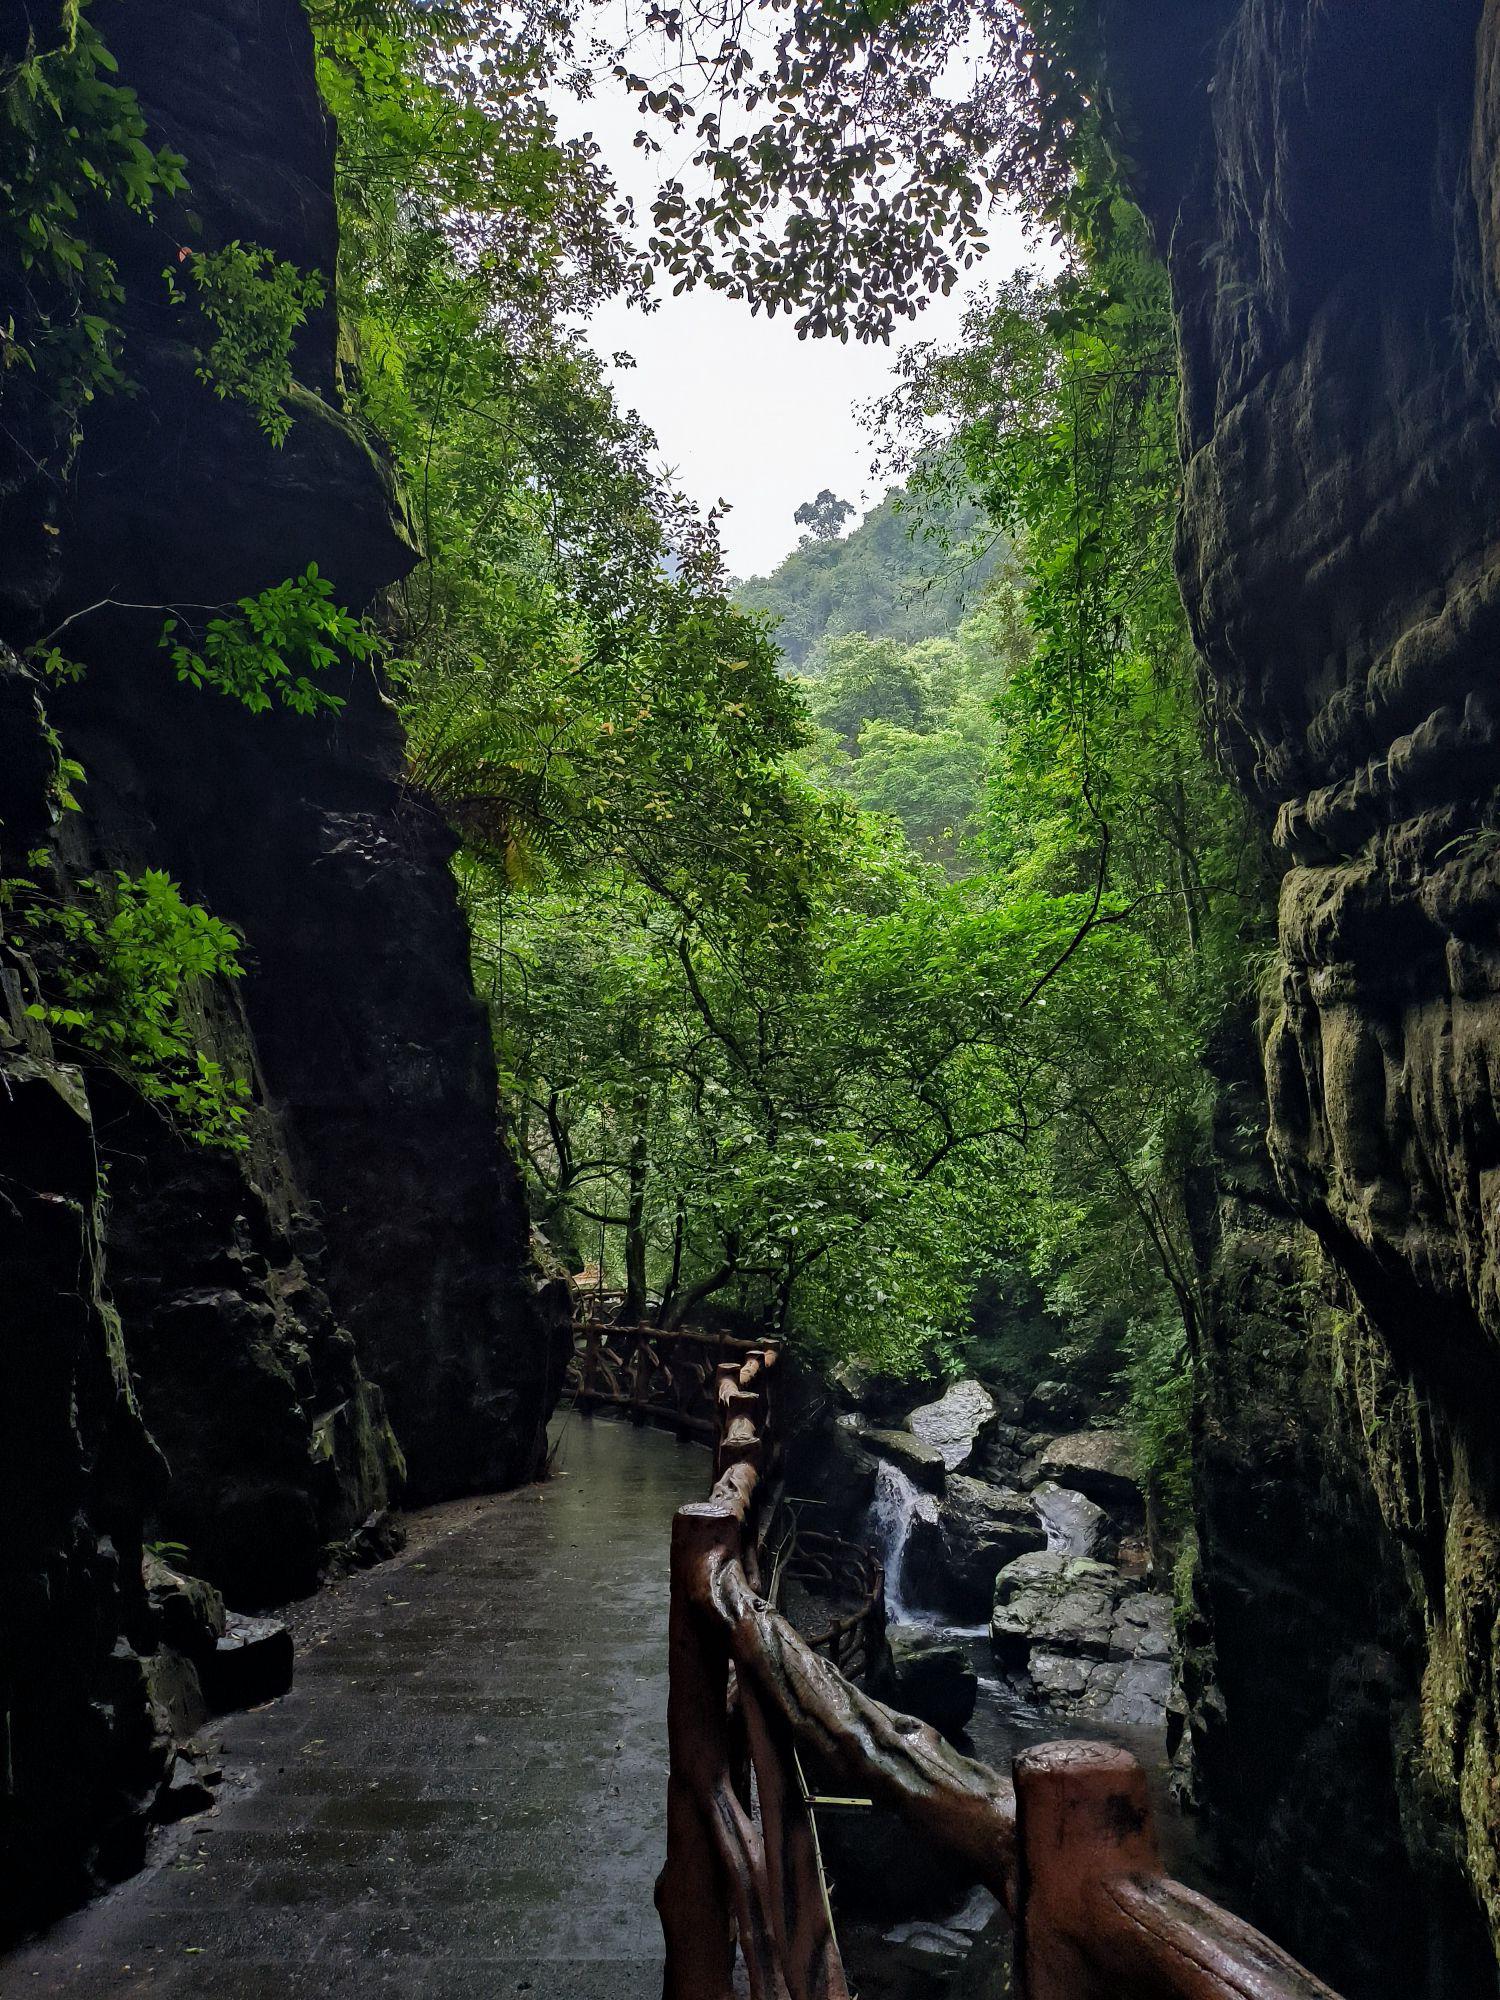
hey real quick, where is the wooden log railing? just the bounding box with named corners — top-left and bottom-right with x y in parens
top-left (781, 1530), bottom-right (884, 1683)
top-left (567, 1319), bottom-right (765, 1443)
top-left (567, 1322), bottom-right (885, 1681)
top-left (656, 1345), bottom-right (1345, 2000)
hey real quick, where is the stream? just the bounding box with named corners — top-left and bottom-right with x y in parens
top-left (858, 1456), bottom-right (1205, 1885)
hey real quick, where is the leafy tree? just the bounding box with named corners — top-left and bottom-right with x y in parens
top-left (804, 633), bottom-right (932, 748)
top-left (794, 489), bottom-right (855, 544)
top-left (736, 487), bottom-right (1005, 667)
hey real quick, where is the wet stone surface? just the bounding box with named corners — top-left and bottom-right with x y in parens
top-left (2, 1416), bottom-right (705, 1999)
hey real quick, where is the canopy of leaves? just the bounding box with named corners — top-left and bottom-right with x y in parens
top-left (736, 486), bottom-right (1006, 667)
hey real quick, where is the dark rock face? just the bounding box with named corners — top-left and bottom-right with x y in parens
top-left (35, 0), bottom-right (565, 1504)
top-left (99, 1113), bottom-right (405, 1605)
top-left (1177, 1028), bottom-right (1497, 1998)
top-left (0, 0), bottom-right (561, 1938)
top-left (0, 666), bottom-right (168, 1936)
top-left (904, 1474), bottom-right (1046, 1623)
top-left (1102, 3), bottom-right (1500, 1986)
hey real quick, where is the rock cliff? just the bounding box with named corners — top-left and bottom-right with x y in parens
top-left (1102, 3), bottom-right (1500, 1990)
top-left (0, 0), bottom-right (563, 1938)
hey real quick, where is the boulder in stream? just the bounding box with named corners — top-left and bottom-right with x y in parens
top-left (881, 1624), bottom-right (978, 1740)
top-left (904, 1475), bottom-right (1046, 1622)
top-left (905, 1380), bottom-right (998, 1474)
top-left (990, 1550), bottom-right (1174, 1730)
top-left (990, 1551), bottom-right (1126, 1662)
top-left (1032, 1480), bottom-right (1108, 1558)
top-left (1027, 1429), bottom-right (1142, 1510)
top-left (863, 1427), bottom-right (947, 1493)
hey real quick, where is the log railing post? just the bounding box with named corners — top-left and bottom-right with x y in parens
top-left (657, 1506), bottom-right (739, 2000)
top-left (739, 1677), bottom-right (849, 2000)
top-left (577, 1324), bottom-right (600, 1414)
top-left (629, 1336), bottom-right (647, 1424)
top-left (1013, 1741), bottom-right (1157, 2000)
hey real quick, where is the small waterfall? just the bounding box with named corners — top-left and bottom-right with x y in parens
top-left (864, 1458), bottom-right (938, 1620)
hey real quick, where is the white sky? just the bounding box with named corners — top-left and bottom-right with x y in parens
top-left (556, 65), bottom-right (1037, 580)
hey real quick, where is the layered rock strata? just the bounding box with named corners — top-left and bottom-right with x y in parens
top-left (1100, 2), bottom-right (1500, 1987)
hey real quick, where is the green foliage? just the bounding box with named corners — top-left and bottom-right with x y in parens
top-left (163, 240), bottom-right (325, 444)
top-left (736, 488), bottom-right (1005, 667)
top-left (14, 867), bottom-right (250, 1149)
top-left (613, 0), bottom-right (1099, 338)
top-left (805, 633), bottom-right (933, 748)
top-left (0, 0), bottom-right (186, 426)
top-left (1124, 1310), bottom-right (1194, 1540)
top-left (161, 565), bottom-right (373, 716)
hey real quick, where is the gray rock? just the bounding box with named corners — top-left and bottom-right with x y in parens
top-left (863, 1427), bottom-right (947, 1493)
top-left (992, 1547), bottom-right (1174, 1730)
top-left (970, 1422), bottom-right (1029, 1486)
top-left (1029, 1429), bottom-right (1142, 1509)
top-left (905, 1475), bottom-right (1046, 1621)
top-left (1033, 1481), bottom-right (1108, 1558)
top-left (990, 1551), bottom-right (1126, 1662)
top-left (1112, 1589), bottom-right (1172, 1662)
top-left (1028, 1650), bottom-right (1173, 1730)
top-left (906, 1380), bottom-right (998, 1473)
top-left (154, 1753), bottom-right (218, 1823)
top-left (882, 1624), bottom-right (978, 1740)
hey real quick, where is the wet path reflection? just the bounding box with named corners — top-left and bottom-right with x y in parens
top-left (4, 1415), bottom-right (706, 1999)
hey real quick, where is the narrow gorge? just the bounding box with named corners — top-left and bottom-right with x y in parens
top-left (4, 3), bottom-right (1500, 1998)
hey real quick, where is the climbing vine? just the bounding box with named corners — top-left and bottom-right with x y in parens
top-left (5, 860), bottom-right (251, 1150)
top-left (162, 241), bottom-right (326, 445)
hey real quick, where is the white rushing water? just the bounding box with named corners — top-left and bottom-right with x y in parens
top-left (863, 1458), bottom-right (939, 1620)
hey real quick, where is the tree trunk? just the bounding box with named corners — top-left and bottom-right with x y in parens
top-left (623, 1089), bottom-right (650, 1320)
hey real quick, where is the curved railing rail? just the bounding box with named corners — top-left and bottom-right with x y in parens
top-left (567, 1322), bottom-right (885, 1680)
top-left (656, 1346), bottom-right (1344, 2000)
top-left (781, 1529), bottom-right (884, 1683)
top-left (567, 1319), bottom-right (763, 1442)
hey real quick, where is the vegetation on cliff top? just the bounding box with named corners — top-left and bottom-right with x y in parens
top-left (3, 0), bottom-right (1253, 1536)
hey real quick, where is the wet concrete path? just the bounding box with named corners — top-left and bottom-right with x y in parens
top-left (5, 1416), bottom-right (706, 2000)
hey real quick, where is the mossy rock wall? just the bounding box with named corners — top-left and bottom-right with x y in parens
top-left (1101, 2), bottom-right (1500, 1989)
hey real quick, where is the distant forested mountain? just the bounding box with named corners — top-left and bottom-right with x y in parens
top-left (734, 489), bottom-right (1005, 667)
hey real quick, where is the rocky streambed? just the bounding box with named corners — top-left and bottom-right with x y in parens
top-left (826, 1375), bottom-right (1173, 1739)
top-left (789, 1370), bottom-right (1184, 1999)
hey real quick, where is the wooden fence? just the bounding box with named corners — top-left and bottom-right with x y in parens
top-left (655, 1344), bottom-right (1344, 2000)
top-left (566, 1322), bottom-right (885, 1683)
top-left (568, 1319), bottom-right (762, 1443)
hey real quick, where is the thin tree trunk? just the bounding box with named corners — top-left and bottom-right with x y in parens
top-left (623, 1088), bottom-right (650, 1320)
